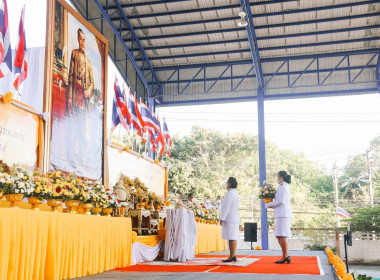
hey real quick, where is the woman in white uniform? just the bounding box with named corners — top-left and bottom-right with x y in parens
top-left (265, 171), bottom-right (292, 264)
top-left (219, 177), bottom-right (240, 263)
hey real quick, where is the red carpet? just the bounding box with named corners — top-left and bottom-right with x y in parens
top-left (115, 255), bottom-right (322, 275)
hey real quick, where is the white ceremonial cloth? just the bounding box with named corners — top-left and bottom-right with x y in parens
top-left (164, 209), bottom-right (197, 262)
top-left (132, 240), bottom-right (164, 265)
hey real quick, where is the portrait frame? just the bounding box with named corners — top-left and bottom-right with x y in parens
top-left (43, 0), bottom-right (108, 185)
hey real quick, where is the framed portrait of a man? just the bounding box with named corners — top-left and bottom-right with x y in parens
top-left (44, 0), bottom-right (108, 183)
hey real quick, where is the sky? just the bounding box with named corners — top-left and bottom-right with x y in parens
top-left (8, 0), bottom-right (380, 171)
top-left (155, 95), bottom-right (380, 170)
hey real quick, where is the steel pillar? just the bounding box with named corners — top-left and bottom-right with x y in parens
top-left (148, 97), bottom-right (155, 159)
top-left (376, 50), bottom-right (380, 91)
top-left (257, 88), bottom-right (269, 250)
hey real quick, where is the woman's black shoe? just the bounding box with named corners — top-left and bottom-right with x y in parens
top-left (275, 256), bottom-right (291, 264)
top-left (222, 256), bottom-right (237, 263)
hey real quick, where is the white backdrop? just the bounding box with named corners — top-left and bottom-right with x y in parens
top-left (108, 147), bottom-right (167, 198)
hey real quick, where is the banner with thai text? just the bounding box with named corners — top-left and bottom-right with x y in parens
top-left (0, 102), bottom-right (39, 168)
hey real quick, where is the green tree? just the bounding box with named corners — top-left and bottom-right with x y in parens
top-left (350, 206), bottom-right (380, 232)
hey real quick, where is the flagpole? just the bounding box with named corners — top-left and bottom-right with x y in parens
top-left (117, 124), bottom-right (122, 145)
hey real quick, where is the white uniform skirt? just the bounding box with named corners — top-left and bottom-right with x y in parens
top-left (274, 218), bottom-right (291, 238)
top-left (221, 221), bottom-right (240, 241)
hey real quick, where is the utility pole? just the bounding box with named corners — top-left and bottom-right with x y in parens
top-left (333, 163), bottom-right (341, 257)
top-left (333, 163), bottom-right (340, 228)
top-left (366, 146), bottom-right (374, 207)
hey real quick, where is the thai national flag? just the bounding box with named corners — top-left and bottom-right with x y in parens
top-left (135, 98), bottom-right (147, 143)
top-left (140, 100), bottom-right (157, 154)
top-left (162, 117), bottom-right (172, 156)
top-left (111, 77), bottom-right (129, 131)
top-left (128, 90), bottom-right (143, 137)
top-left (153, 113), bottom-right (165, 156)
top-left (337, 205), bottom-right (350, 219)
top-left (122, 86), bottom-right (132, 128)
top-left (13, 7), bottom-right (27, 90)
top-left (0, 0), bottom-right (12, 78)
top-left (140, 100), bottom-right (158, 132)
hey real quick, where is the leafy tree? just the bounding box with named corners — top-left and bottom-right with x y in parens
top-left (350, 206), bottom-right (380, 233)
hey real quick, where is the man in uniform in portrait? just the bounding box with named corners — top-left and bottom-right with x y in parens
top-left (68, 28), bottom-right (94, 114)
top-left (66, 28), bottom-right (95, 170)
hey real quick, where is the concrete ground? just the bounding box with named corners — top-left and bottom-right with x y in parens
top-left (75, 250), bottom-right (337, 280)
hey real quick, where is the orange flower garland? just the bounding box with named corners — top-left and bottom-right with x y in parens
top-left (325, 247), bottom-right (352, 280)
top-left (2, 92), bottom-right (13, 104)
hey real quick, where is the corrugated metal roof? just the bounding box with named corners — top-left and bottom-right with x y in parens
top-left (116, 0), bottom-right (380, 69)
top-left (72, 0), bottom-right (380, 105)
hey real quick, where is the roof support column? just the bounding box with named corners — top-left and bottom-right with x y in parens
top-left (148, 97), bottom-right (156, 159)
top-left (257, 88), bottom-right (269, 250)
top-left (239, 0), bottom-right (264, 88)
top-left (376, 49), bottom-right (380, 91)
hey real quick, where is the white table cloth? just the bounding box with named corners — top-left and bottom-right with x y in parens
top-left (164, 209), bottom-right (197, 262)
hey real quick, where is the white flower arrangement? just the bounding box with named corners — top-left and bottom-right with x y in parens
top-left (1, 164), bottom-right (35, 195)
top-left (106, 191), bottom-right (121, 208)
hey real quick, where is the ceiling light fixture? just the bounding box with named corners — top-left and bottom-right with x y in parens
top-left (237, 11), bottom-right (248, 27)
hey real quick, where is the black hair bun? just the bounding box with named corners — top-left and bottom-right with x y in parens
top-left (228, 177), bottom-right (238, 189)
top-left (285, 175), bottom-right (291, 184)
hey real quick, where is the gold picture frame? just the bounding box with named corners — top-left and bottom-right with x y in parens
top-left (43, 0), bottom-right (108, 185)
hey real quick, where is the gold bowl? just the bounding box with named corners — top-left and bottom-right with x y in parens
top-left (6, 193), bottom-right (24, 208)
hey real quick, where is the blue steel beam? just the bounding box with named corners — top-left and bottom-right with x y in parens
top-left (154, 69), bottom-right (178, 95)
top-left (206, 66), bottom-right (231, 92)
top-left (109, 0), bottom-right (297, 13)
top-left (240, 0), bottom-right (264, 89)
top-left (263, 61), bottom-right (287, 88)
top-left (144, 31), bottom-right (380, 51)
top-left (377, 50), bottom-right (380, 91)
top-left (161, 65), bottom-right (377, 86)
top-left (112, 0), bottom-right (161, 91)
top-left (123, 0), bottom-right (378, 20)
top-left (111, 0), bottom-right (191, 9)
top-left (234, 66), bottom-right (255, 91)
top-left (352, 54), bottom-right (378, 83)
top-left (157, 88), bottom-right (378, 107)
top-left (139, 37), bottom-right (380, 61)
top-left (179, 68), bottom-right (204, 95)
top-left (290, 58), bottom-right (316, 87)
top-left (136, 24), bottom-right (380, 41)
top-left (133, 11), bottom-right (380, 31)
top-left (257, 88), bottom-right (269, 250)
top-left (320, 56), bottom-right (347, 85)
top-left (88, 0), bottom-right (156, 96)
top-left (151, 49), bottom-right (379, 71)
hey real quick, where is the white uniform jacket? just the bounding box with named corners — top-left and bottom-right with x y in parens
top-left (265, 182), bottom-right (292, 218)
top-left (219, 189), bottom-right (240, 223)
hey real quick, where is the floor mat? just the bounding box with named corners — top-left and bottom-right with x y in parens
top-left (115, 255), bottom-right (322, 275)
top-left (141, 257), bottom-right (260, 267)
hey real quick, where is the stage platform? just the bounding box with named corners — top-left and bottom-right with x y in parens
top-left (75, 250), bottom-right (336, 280)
